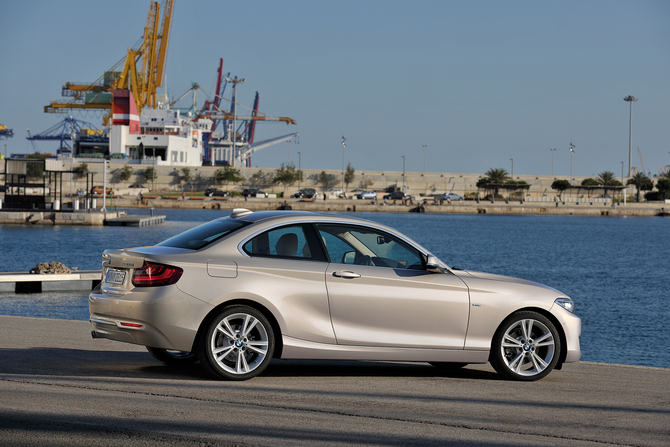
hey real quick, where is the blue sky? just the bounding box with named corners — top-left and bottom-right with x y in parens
top-left (1, 0), bottom-right (669, 177)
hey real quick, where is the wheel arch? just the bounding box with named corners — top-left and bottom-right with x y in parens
top-left (489, 306), bottom-right (568, 369)
top-left (192, 299), bottom-right (284, 359)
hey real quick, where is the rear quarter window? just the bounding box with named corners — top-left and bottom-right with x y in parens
top-left (157, 219), bottom-right (249, 250)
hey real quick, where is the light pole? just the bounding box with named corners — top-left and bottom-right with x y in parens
top-left (401, 155), bottom-right (406, 193)
top-left (70, 130), bottom-right (76, 197)
top-left (341, 136), bottom-right (347, 193)
top-left (624, 96), bottom-right (638, 178)
top-left (510, 158), bottom-right (514, 179)
top-left (297, 151), bottom-right (302, 190)
top-left (621, 161), bottom-right (626, 206)
top-left (422, 144), bottom-right (427, 173)
top-left (569, 142), bottom-right (575, 198)
top-left (550, 148), bottom-right (556, 176)
top-left (226, 77), bottom-right (246, 167)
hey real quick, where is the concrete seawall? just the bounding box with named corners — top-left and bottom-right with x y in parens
top-left (0, 210), bottom-right (125, 226)
top-left (110, 196), bottom-right (670, 217)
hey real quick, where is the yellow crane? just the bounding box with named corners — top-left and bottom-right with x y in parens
top-left (45, 0), bottom-right (174, 117)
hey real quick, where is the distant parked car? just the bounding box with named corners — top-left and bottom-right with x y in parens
top-left (326, 188), bottom-right (344, 198)
top-left (129, 184), bottom-right (146, 188)
top-left (205, 188), bottom-right (229, 197)
top-left (292, 188), bottom-right (317, 199)
top-left (357, 191), bottom-right (377, 200)
top-left (383, 191), bottom-right (413, 201)
top-left (441, 193), bottom-right (464, 201)
top-left (91, 186), bottom-right (113, 195)
top-left (243, 188), bottom-right (268, 198)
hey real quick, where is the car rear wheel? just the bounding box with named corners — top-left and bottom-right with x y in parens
top-left (146, 347), bottom-right (198, 365)
top-left (196, 305), bottom-right (274, 381)
top-left (490, 311), bottom-right (561, 381)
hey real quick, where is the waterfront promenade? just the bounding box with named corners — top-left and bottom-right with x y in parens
top-left (1, 315), bottom-right (668, 446)
top-left (1, 197), bottom-right (666, 226)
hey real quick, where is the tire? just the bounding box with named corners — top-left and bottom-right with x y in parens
top-left (196, 305), bottom-right (275, 381)
top-left (490, 311), bottom-right (561, 381)
top-left (146, 347), bottom-right (198, 365)
top-left (429, 362), bottom-right (468, 370)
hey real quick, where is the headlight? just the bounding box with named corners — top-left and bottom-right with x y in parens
top-left (555, 297), bottom-right (575, 313)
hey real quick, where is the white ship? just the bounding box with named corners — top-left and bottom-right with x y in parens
top-left (108, 90), bottom-right (210, 167)
top-left (108, 89), bottom-right (297, 167)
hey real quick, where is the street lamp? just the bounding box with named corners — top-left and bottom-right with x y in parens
top-left (341, 136), bottom-right (347, 193)
top-left (401, 155), bottom-right (406, 193)
top-left (422, 144), bottom-right (427, 173)
top-left (624, 96), bottom-right (638, 178)
top-left (510, 158), bottom-right (514, 179)
top-left (550, 148), bottom-right (556, 176)
top-left (297, 151), bottom-right (301, 190)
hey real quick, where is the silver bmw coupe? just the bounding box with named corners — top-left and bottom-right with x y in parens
top-left (90, 209), bottom-right (581, 381)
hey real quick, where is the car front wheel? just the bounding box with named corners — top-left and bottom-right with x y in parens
top-left (196, 305), bottom-right (275, 380)
top-left (146, 347), bottom-right (198, 365)
top-left (490, 311), bottom-right (561, 381)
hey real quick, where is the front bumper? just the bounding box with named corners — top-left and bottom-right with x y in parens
top-left (88, 283), bottom-right (212, 352)
top-left (551, 303), bottom-right (582, 363)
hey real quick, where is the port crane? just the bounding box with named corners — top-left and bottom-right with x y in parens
top-left (44, 0), bottom-right (174, 119)
top-left (166, 58), bottom-right (298, 167)
top-left (0, 125), bottom-right (14, 140)
top-left (26, 116), bottom-right (103, 154)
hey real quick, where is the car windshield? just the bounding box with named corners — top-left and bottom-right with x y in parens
top-left (157, 219), bottom-right (250, 250)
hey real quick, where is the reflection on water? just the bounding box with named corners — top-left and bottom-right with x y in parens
top-left (1, 209), bottom-right (668, 369)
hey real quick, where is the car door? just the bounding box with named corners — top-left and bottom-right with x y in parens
top-left (238, 224), bottom-right (335, 344)
top-left (316, 224), bottom-right (470, 349)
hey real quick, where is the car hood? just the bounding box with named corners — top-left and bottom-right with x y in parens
top-left (453, 269), bottom-right (565, 296)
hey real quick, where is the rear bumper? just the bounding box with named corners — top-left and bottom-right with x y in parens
top-left (88, 283), bottom-right (212, 352)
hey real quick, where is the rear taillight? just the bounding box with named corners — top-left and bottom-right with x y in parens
top-left (132, 261), bottom-right (183, 287)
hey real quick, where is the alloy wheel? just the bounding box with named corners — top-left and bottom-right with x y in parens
top-left (491, 311), bottom-right (560, 381)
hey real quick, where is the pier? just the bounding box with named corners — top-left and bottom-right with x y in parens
top-left (0, 270), bottom-right (101, 293)
top-left (105, 214), bottom-right (166, 226)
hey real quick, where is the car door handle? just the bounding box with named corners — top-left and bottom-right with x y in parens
top-left (333, 270), bottom-right (361, 279)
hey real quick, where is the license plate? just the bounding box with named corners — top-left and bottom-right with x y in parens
top-left (105, 270), bottom-right (126, 285)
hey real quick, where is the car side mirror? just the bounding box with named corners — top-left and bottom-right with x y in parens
top-left (425, 255), bottom-right (448, 274)
top-left (342, 251), bottom-right (356, 264)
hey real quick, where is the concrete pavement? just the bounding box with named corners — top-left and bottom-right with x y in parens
top-left (0, 315), bottom-right (668, 446)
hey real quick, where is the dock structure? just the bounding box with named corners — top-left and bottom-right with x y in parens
top-left (0, 270), bottom-right (101, 293)
top-left (105, 214), bottom-right (166, 227)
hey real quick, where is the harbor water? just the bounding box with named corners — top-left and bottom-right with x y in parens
top-left (1, 208), bottom-right (668, 369)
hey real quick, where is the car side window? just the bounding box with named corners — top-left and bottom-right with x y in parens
top-left (243, 225), bottom-right (319, 260)
top-left (316, 224), bottom-right (424, 270)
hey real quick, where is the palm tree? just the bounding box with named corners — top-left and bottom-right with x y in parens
top-left (626, 172), bottom-right (653, 202)
top-left (477, 168), bottom-right (510, 200)
top-left (596, 171), bottom-right (620, 186)
top-left (484, 168), bottom-right (510, 184)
